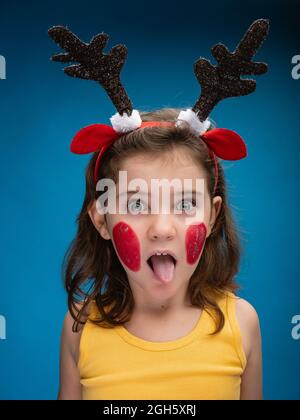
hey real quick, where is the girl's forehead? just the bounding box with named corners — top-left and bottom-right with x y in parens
top-left (119, 152), bottom-right (207, 181)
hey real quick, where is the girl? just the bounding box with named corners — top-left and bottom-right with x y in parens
top-left (59, 108), bottom-right (262, 400)
top-left (49, 19), bottom-right (269, 400)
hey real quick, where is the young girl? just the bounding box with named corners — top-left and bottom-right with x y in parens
top-left (49, 19), bottom-right (269, 400)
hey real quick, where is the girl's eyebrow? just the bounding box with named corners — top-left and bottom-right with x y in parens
top-left (117, 190), bottom-right (202, 197)
top-left (117, 190), bottom-right (147, 197)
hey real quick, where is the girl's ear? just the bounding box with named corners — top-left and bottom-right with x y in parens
top-left (208, 195), bottom-right (222, 236)
top-left (88, 200), bottom-right (111, 240)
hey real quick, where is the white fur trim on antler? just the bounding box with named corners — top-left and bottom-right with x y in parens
top-left (110, 109), bottom-right (142, 133)
top-left (175, 109), bottom-right (210, 135)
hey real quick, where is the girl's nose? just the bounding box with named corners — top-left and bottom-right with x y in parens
top-left (147, 214), bottom-right (176, 241)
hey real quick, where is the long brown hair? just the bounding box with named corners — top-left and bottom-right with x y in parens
top-left (63, 108), bottom-right (244, 334)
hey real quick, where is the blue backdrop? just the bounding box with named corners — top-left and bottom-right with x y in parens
top-left (0, 0), bottom-right (299, 400)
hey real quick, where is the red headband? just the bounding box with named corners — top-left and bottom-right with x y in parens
top-left (70, 121), bottom-right (247, 195)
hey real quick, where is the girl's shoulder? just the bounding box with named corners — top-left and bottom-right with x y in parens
top-left (211, 290), bottom-right (261, 363)
top-left (234, 296), bottom-right (260, 324)
top-left (222, 291), bottom-right (260, 322)
top-left (61, 301), bottom-right (94, 364)
top-left (59, 303), bottom-right (95, 399)
top-left (233, 294), bottom-right (261, 361)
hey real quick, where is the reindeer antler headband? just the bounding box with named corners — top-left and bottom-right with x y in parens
top-left (48, 19), bottom-right (270, 193)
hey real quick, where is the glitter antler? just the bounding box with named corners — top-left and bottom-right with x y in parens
top-left (192, 19), bottom-right (270, 122)
top-left (48, 26), bottom-right (133, 116)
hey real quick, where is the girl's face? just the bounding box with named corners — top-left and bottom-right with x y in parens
top-left (89, 150), bottom-right (222, 312)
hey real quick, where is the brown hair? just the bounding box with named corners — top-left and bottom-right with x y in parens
top-left (63, 108), bottom-right (244, 334)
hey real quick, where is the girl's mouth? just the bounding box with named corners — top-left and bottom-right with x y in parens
top-left (146, 254), bottom-right (177, 284)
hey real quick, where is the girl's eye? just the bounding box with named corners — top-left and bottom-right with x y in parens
top-left (176, 198), bottom-right (197, 214)
top-left (127, 198), bottom-right (146, 215)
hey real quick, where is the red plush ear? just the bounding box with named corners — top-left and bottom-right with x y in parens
top-left (70, 124), bottom-right (121, 154)
top-left (201, 128), bottom-right (247, 160)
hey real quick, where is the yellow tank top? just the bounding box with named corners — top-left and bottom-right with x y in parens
top-left (78, 291), bottom-right (247, 400)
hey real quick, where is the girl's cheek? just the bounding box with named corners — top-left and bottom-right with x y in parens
top-left (112, 222), bottom-right (141, 271)
top-left (185, 223), bottom-right (207, 265)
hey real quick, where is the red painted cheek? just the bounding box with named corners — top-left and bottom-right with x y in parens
top-left (112, 222), bottom-right (141, 271)
top-left (185, 223), bottom-right (207, 265)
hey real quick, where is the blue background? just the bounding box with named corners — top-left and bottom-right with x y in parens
top-left (0, 0), bottom-right (299, 400)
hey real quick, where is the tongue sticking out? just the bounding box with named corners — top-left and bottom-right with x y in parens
top-left (149, 255), bottom-right (175, 284)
